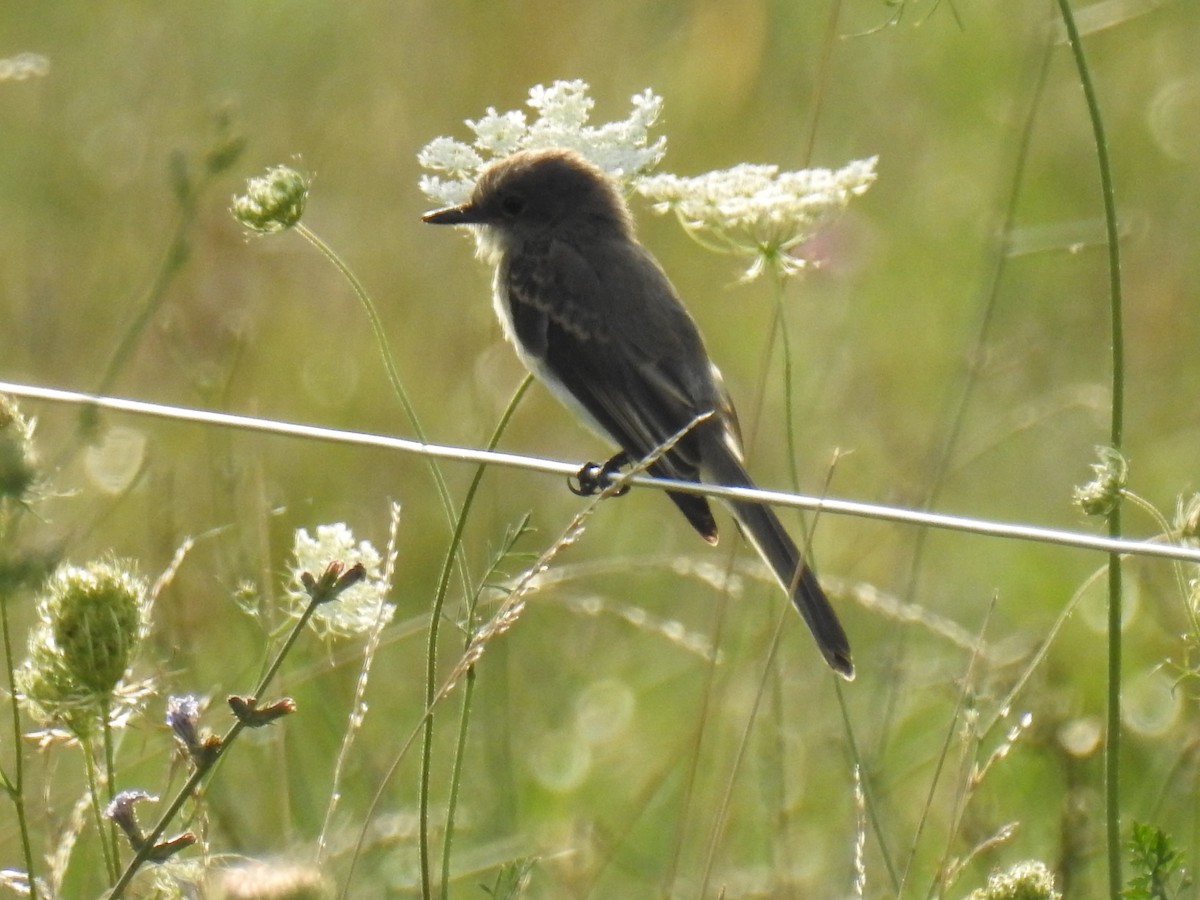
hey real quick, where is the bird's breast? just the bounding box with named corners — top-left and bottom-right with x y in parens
top-left (489, 269), bottom-right (616, 444)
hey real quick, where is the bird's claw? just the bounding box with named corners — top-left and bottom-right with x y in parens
top-left (568, 454), bottom-right (630, 497)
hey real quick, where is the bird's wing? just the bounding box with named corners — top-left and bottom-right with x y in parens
top-left (505, 236), bottom-right (720, 465)
top-left (504, 235), bottom-right (725, 539)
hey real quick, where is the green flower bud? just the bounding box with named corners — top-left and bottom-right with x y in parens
top-left (1073, 445), bottom-right (1127, 517)
top-left (232, 165), bottom-right (309, 234)
top-left (50, 561), bottom-right (144, 694)
top-left (0, 393), bottom-right (38, 503)
top-left (18, 560), bottom-right (148, 730)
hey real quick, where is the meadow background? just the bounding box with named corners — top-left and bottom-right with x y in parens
top-left (2, 0), bottom-right (1200, 897)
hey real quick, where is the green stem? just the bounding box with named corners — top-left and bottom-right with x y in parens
top-left (1105, 515), bottom-right (1124, 895)
top-left (1055, 2), bottom-right (1125, 896)
top-left (835, 678), bottom-right (899, 891)
top-left (108, 587), bottom-right (329, 898)
top-left (425, 375), bottom-right (532, 899)
top-left (698, 603), bottom-right (789, 896)
top-left (771, 271), bottom-right (802, 494)
top-left (101, 701), bottom-right (120, 873)
top-left (1, 580), bottom-right (39, 900)
top-left (894, 34), bottom-right (1056, 893)
top-left (293, 221), bottom-right (485, 900)
top-left (48, 184), bottom-right (201, 478)
top-left (81, 734), bottom-right (119, 884)
top-left (94, 206), bottom-right (194, 400)
top-left (663, 571), bottom-right (731, 897)
top-left (293, 226), bottom-right (425, 444)
top-left (293, 224), bottom-right (471, 589)
top-left (439, 666), bottom-right (475, 899)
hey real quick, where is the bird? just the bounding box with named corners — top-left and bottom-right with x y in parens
top-left (423, 148), bottom-right (852, 679)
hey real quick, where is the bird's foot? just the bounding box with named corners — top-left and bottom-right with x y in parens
top-left (568, 452), bottom-right (631, 497)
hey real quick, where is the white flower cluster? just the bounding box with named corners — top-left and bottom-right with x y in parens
top-left (419, 79), bottom-right (878, 281)
top-left (418, 79), bottom-right (667, 206)
top-left (286, 523), bottom-right (394, 638)
top-left (636, 157), bottom-right (878, 280)
top-left (965, 860), bottom-right (1060, 900)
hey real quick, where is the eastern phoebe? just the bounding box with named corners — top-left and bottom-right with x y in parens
top-left (423, 148), bottom-right (852, 679)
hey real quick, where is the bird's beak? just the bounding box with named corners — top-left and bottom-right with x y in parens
top-left (422, 203), bottom-right (483, 225)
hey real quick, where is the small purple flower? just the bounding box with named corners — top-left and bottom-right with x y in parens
top-left (166, 694), bottom-right (221, 771)
top-left (104, 790), bottom-right (157, 845)
top-left (166, 695), bottom-right (201, 750)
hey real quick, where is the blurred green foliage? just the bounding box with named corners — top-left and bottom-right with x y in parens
top-left (2, 0), bottom-right (1200, 896)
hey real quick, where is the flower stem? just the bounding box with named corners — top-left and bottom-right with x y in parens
top-left (294, 224), bottom-right (471, 592)
top-left (771, 270), bottom-right (803, 495)
top-left (108, 587), bottom-right (327, 898)
top-left (1055, 2), bottom-right (1125, 896)
top-left (82, 735), bottom-right (119, 884)
top-left (423, 375), bottom-right (532, 899)
top-left (1, 581), bottom-right (39, 900)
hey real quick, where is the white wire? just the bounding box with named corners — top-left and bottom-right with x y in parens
top-left (2, 378), bottom-right (1198, 565)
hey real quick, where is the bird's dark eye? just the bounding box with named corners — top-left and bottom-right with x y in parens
top-left (500, 193), bottom-right (526, 216)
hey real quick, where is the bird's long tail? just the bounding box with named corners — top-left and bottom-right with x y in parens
top-left (704, 448), bottom-right (853, 680)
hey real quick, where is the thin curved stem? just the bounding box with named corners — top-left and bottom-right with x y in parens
top-left (1055, 1), bottom-right (1126, 895)
top-left (437, 376), bottom-right (533, 898)
top-left (81, 735), bottom-right (119, 884)
top-left (1, 579), bottom-right (39, 899)
top-left (108, 584), bottom-right (332, 898)
top-left (293, 224), bottom-right (471, 595)
top-left (418, 375), bottom-right (532, 898)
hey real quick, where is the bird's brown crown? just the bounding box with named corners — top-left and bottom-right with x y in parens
top-left (467, 148), bottom-right (634, 238)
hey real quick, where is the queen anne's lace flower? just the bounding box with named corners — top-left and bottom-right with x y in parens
top-left (419, 79), bottom-right (877, 281)
top-left (965, 860), bottom-right (1060, 900)
top-left (285, 523), bottom-right (393, 638)
top-left (467, 108), bottom-right (527, 157)
top-left (636, 157), bottom-right (878, 280)
top-left (418, 80), bottom-right (667, 206)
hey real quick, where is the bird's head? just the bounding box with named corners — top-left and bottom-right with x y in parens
top-left (423, 148), bottom-right (633, 242)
